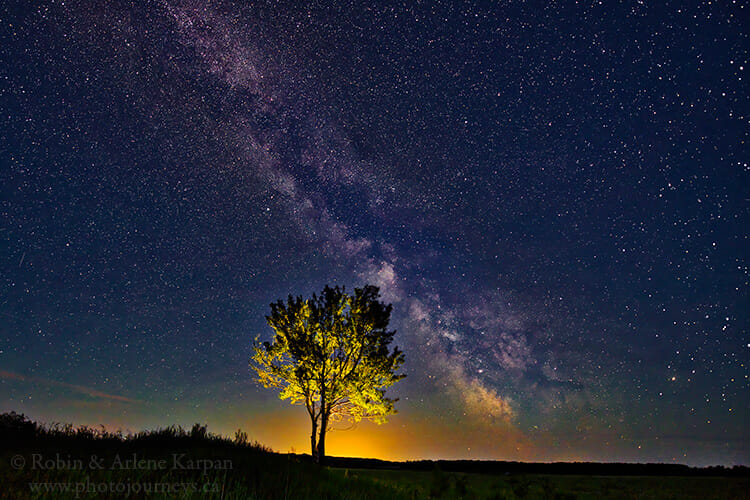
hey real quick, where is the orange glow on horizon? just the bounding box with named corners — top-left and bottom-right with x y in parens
top-left (16, 401), bottom-right (617, 464)
top-left (239, 410), bottom-right (410, 460)
top-left (231, 406), bottom-right (539, 462)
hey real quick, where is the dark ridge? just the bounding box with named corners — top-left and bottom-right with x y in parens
top-left (3, 411), bottom-right (747, 478)
top-left (323, 456), bottom-right (750, 477)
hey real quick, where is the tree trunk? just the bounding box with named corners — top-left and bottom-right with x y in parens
top-left (317, 411), bottom-right (328, 465)
top-left (310, 414), bottom-right (318, 464)
top-left (317, 383), bottom-right (326, 465)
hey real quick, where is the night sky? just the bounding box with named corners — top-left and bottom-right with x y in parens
top-left (1, 1), bottom-right (747, 466)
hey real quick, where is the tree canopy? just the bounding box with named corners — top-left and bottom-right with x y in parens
top-left (251, 284), bottom-right (405, 463)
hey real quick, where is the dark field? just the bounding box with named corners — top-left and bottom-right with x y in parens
top-left (2, 412), bottom-right (747, 499)
top-left (340, 469), bottom-right (750, 500)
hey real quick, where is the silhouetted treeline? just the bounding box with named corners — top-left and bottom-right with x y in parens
top-left (2, 411), bottom-right (746, 478)
top-left (322, 456), bottom-right (749, 477)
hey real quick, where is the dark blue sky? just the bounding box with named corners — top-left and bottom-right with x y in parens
top-left (1, 0), bottom-right (747, 465)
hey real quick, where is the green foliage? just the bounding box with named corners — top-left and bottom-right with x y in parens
top-left (251, 284), bottom-right (405, 461)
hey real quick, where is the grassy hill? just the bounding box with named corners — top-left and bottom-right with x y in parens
top-left (1, 412), bottom-right (748, 499)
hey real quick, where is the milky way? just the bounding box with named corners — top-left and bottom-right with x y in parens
top-left (1, 1), bottom-right (747, 465)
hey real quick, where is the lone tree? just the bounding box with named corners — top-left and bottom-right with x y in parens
top-left (251, 284), bottom-right (405, 464)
